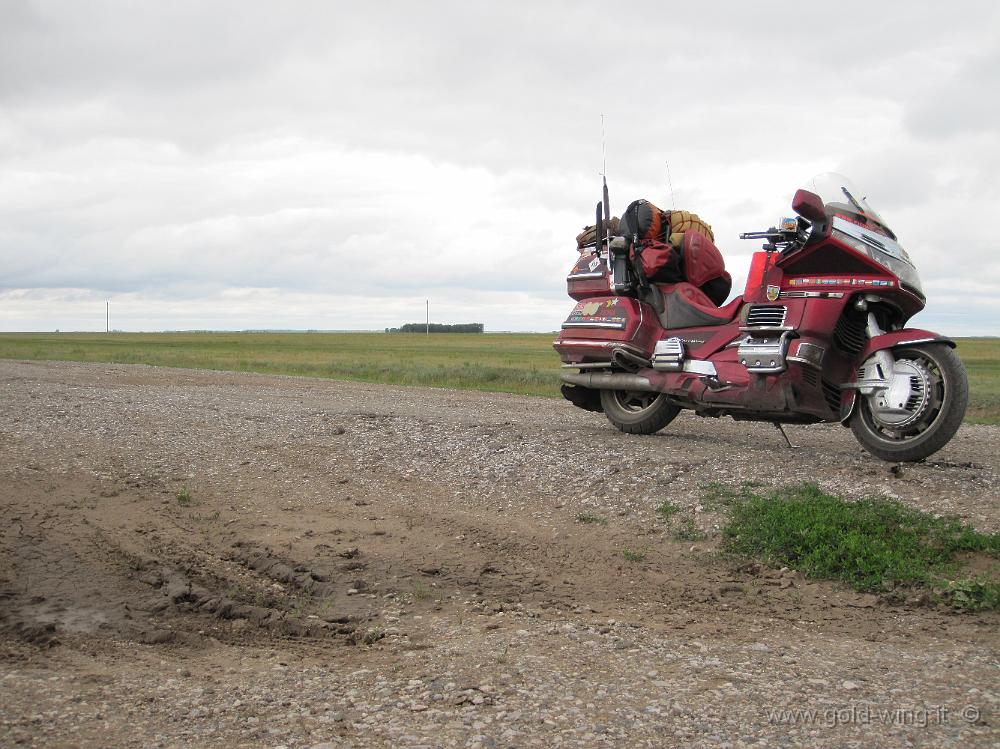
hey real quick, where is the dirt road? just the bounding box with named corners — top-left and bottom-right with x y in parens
top-left (1, 360), bottom-right (997, 748)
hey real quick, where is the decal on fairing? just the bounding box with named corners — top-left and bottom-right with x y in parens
top-left (788, 277), bottom-right (894, 288)
top-left (563, 298), bottom-right (630, 329)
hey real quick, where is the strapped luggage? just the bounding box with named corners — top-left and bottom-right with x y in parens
top-left (620, 199), bottom-right (667, 243)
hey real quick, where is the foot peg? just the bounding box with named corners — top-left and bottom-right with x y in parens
top-left (701, 375), bottom-right (732, 392)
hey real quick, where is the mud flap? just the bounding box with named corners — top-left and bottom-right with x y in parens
top-left (561, 384), bottom-right (604, 413)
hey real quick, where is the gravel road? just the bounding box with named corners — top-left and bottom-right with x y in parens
top-left (1, 359), bottom-right (997, 748)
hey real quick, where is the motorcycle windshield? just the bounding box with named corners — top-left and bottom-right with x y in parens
top-left (804, 172), bottom-right (923, 298)
top-left (803, 172), bottom-right (895, 239)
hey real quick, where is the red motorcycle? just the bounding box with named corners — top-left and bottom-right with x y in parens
top-left (554, 173), bottom-right (968, 462)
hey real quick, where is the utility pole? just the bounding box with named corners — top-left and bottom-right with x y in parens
top-left (106, 300), bottom-right (109, 333)
top-left (425, 300), bottom-right (429, 335)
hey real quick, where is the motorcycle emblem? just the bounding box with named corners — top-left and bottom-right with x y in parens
top-left (766, 284), bottom-right (780, 302)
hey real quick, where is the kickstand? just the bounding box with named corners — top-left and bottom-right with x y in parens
top-left (773, 422), bottom-right (798, 449)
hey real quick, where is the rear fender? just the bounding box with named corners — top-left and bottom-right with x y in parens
top-left (838, 329), bottom-right (955, 424)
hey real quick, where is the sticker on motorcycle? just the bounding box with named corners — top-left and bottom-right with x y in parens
top-left (766, 285), bottom-right (780, 301)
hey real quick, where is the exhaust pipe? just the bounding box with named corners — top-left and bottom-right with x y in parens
top-left (560, 371), bottom-right (656, 391)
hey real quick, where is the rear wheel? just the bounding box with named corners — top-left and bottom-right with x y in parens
top-left (600, 389), bottom-right (680, 435)
top-left (850, 344), bottom-right (967, 462)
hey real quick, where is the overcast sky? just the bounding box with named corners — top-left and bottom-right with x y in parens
top-left (1, 1), bottom-right (998, 334)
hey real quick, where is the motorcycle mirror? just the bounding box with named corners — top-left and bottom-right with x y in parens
top-left (791, 189), bottom-right (826, 223)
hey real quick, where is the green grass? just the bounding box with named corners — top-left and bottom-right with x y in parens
top-left (0, 331), bottom-right (562, 397)
top-left (0, 333), bottom-right (996, 421)
top-left (655, 500), bottom-right (680, 519)
top-left (721, 482), bottom-right (1000, 610)
top-left (576, 513), bottom-right (608, 525)
top-left (622, 547), bottom-right (645, 562)
top-left (955, 338), bottom-right (1000, 424)
top-left (673, 518), bottom-right (707, 542)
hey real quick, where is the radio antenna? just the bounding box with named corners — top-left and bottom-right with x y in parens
top-left (665, 161), bottom-right (676, 210)
top-left (601, 114), bottom-right (607, 179)
top-left (600, 115), bottom-right (610, 225)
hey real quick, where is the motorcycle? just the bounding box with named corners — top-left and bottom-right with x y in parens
top-left (554, 173), bottom-right (968, 462)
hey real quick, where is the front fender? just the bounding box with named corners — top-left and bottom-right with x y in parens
top-left (838, 329), bottom-right (955, 424)
top-left (856, 329), bottom-right (954, 362)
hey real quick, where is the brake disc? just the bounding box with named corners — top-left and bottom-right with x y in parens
top-left (867, 357), bottom-right (933, 429)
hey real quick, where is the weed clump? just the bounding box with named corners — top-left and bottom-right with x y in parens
top-left (721, 482), bottom-right (999, 610)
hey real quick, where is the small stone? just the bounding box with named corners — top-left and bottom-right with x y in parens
top-left (842, 680), bottom-right (861, 691)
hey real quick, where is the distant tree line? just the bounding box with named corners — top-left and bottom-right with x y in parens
top-left (385, 323), bottom-right (484, 333)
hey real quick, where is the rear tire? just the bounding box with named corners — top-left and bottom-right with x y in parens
top-left (600, 389), bottom-right (680, 435)
top-left (850, 344), bottom-right (967, 462)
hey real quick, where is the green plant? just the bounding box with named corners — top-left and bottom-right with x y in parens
top-left (674, 518), bottom-right (707, 542)
top-left (176, 487), bottom-right (193, 505)
top-left (576, 512), bottom-right (608, 525)
top-left (936, 576), bottom-right (1000, 612)
top-left (362, 626), bottom-right (385, 645)
top-left (655, 501), bottom-right (680, 520)
top-left (622, 547), bottom-right (645, 562)
top-left (722, 483), bottom-right (999, 608)
top-left (413, 581), bottom-right (432, 601)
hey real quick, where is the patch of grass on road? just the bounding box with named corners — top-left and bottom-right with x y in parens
top-left (622, 547), bottom-right (645, 562)
top-left (721, 482), bottom-right (1000, 610)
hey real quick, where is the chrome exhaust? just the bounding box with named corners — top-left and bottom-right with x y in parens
top-left (560, 371), bottom-right (656, 391)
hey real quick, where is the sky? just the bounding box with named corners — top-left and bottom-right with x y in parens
top-left (1, 1), bottom-right (998, 334)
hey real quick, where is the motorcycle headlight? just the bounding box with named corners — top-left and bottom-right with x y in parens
top-left (833, 229), bottom-right (924, 300)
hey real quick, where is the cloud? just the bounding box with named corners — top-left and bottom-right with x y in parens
top-left (1, 1), bottom-right (998, 334)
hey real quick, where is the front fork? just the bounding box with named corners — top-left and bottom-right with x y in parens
top-left (841, 312), bottom-right (896, 422)
top-left (862, 313), bottom-right (896, 395)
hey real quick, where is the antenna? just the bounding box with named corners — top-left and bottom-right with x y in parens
top-left (665, 161), bottom-right (676, 210)
top-left (600, 115), bottom-right (610, 231)
top-left (601, 114), bottom-right (607, 180)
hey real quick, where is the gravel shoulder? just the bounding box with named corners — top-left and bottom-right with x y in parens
top-left (1, 359), bottom-right (998, 748)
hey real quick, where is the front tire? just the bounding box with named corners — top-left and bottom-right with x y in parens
top-left (850, 344), bottom-right (968, 462)
top-left (600, 389), bottom-right (680, 435)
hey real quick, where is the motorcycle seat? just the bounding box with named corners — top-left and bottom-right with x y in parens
top-left (655, 282), bottom-right (742, 328)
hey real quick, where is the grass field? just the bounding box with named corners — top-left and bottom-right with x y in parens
top-left (0, 332), bottom-right (996, 423)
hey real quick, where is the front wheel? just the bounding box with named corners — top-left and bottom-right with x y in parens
top-left (850, 344), bottom-right (968, 462)
top-left (600, 389), bottom-right (680, 435)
